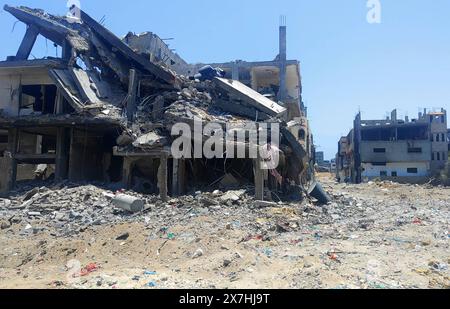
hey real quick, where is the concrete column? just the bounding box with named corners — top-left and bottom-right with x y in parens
top-left (158, 154), bottom-right (168, 201)
top-left (55, 128), bottom-right (69, 182)
top-left (68, 128), bottom-right (76, 181)
top-left (0, 157), bottom-right (14, 194)
top-left (122, 157), bottom-right (135, 189)
top-left (278, 25), bottom-right (287, 102)
top-left (55, 90), bottom-right (65, 114)
top-left (127, 69), bottom-right (139, 123)
top-left (178, 159), bottom-right (186, 196)
top-left (15, 25), bottom-right (39, 60)
top-left (353, 113), bottom-right (362, 184)
top-left (6, 128), bottom-right (18, 191)
top-left (172, 158), bottom-right (186, 197)
top-left (172, 158), bottom-right (179, 196)
top-left (62, 39), bottom-right (73, 61)
top-left (254, 159), bottom-right (264, 201)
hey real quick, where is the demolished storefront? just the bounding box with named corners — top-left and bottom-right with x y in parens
top-left (0, 5), bottom-right (324, 203)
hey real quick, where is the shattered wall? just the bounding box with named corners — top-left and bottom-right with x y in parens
top-left (123, 32), bottom-right (191, 76)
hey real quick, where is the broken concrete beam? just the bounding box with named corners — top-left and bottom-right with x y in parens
top-left (15, 24), bottom-right (39, 60)
top-left (71, 68), bottom-right (102, 104)
top-left (213, 99), bottom-right (271, 120)
top-left (79, 8), bottom-right (177, 86)
top-left (48, 69), bottom-right (85, 112)
top-left (4, 5), bottom-right (89, 50)
top-left (4, 5), bottom-right (68, 45)
top-left (112, 194), bottom-right (144, 213)
top-left (213, 77), bottom-right (287, 118)
top-left (254, 200), bottom-right (279, 208)
top-left (90, 32), bottom-right (130, 85)
top-left (23, 188), bottom-right (39, 202)
top-left (127, 69), bottom-right (138, 122)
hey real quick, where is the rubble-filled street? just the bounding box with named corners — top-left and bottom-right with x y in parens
top-left (0, 3), bottom-right (448, 295)
top-left (0, 173), bottom-right (448, 289)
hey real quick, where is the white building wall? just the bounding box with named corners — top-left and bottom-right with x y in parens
top-left (0, 68), bottom-right (53, 117)
top-left (362, 162), bottom-right (430, 178)
top-left (0, 75), bottom-right (20, 116)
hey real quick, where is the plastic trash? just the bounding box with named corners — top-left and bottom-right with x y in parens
top-left (80, 263), bottom-right (98, 277)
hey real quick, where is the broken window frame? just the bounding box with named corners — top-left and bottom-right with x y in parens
top-left (19, 84), bottom-right (58, 115)
top-left (407, 168), bottom-right (418, 174)
top-left (373, 148), bottom-right (386, 153)
top-left (407, 147), bottom-right (422, 153)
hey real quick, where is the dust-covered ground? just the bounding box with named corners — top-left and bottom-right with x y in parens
top-left (0, 174), bottom-right (448, 289)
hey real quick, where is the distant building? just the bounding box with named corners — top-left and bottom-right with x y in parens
top-left (330, 159), bottom-right (337, 173)
top-left (448, 129), bottom-right (450, 152)
top-left (336, 108), bottom-right (448, 183)
top-left (315, 151), bottom-right (324, 165)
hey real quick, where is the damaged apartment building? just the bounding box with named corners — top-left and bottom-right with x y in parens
top-left (0, 5), bottom-right (319, 203)
top-left (336, 109), bottom-right (449, 183)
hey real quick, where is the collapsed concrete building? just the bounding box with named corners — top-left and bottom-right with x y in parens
top-left (336, 109), bottom-right (449, 183)
top-left (0, 5), bottom-right (320, 203)
top-left (124, 24), bottom-right (313, 155)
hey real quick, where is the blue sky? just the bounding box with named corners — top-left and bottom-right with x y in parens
top-left (0, 0), bottom-right (449, 159)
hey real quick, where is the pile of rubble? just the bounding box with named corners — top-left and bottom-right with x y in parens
top-left (0, 176), bottom-right (336, 240)
top-left (1, 175), bottom-right (449, 289)
top-left (0, 182), bottom-right (268, 237)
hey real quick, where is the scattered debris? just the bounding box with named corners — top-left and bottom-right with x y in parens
top-left (192, 248), bottom-right (204, 259)
top-left (0, 174), bottom-right (448, 289)
top-left (147, 281), bottom-right (157, 287)
top-left (116, 232), bottom-right (130, 241)
top-left (112, 194), bottom-right (145, 213)
top-left (0, 220), bottom-right (11, 230)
